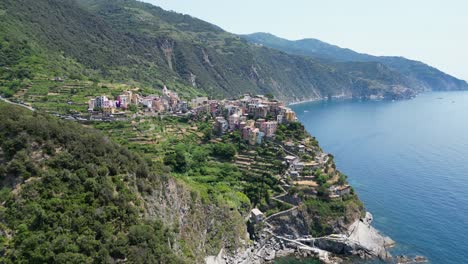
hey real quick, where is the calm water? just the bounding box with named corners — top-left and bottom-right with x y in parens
top-left (288, 92), bottom-right (468, 264)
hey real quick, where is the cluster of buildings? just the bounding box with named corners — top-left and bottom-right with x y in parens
top-left (284, 154), bottom-right (324, 180)
top-left (87, 89), bottom-right (297, 140)
top-left (284, 152), bottom-right (352, 199)
top-left (88, 90), bottom-right (297, 145)
top-left (198, 95), bottom-right (298, 145)
top-left (87, 86), bottom-right (188, 115)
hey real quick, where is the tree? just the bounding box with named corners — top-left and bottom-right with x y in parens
top-left (316, 173), bottom-right (330, 186)
top-left (174, 147), bottom-right (188, 172)
top-left (212, 143), bottom-right (236, 161)
top-left (265, 93), bottom-right (274, 100)
top-left (192, 147), bottom-right (208, 165)
top-left (128, 104), bottom-right (138, 113)
top-left (164, 145), bottom-right (188, 173)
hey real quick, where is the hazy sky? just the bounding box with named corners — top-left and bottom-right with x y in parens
top-left (143, 0), bottom-right (468, 81)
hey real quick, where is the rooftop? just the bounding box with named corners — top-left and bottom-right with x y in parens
top-left (337, 185), bottom-right (351, 191)
top-left (251, 208), bottom-right (263, 216)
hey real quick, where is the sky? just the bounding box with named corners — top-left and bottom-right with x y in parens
top-left (142, 0), bottom-right (468, 81)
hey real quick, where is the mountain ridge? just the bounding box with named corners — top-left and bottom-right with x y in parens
top-left (243, 32), bottom-right (468, 92)
top-left (2, 0), bottom-right (464, 104)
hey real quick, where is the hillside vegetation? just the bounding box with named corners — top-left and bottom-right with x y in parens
top-left (0, 103), bottom-right (184, 263)
top-left (1, 0), bottom-right (461, 104)
top-left (0, 101), bottom-right (365, 263)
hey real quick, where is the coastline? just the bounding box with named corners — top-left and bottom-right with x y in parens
top-left (203, 101), bottom-right (396, 264)
top-left (205, 212), bottom-right (395, 264)
top-left (287, 97), bottom-right (324, 106)
top-left (286, 89), bottom-right (429, 107)
top-left (286, 94), bottom-right (357, 106)
top-left (285, 95), bottom-right (466, 264)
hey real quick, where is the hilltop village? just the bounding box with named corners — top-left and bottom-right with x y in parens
top-left (87, 86), bottom-right (187, 116)
top-left (87, 86), bottom-right (352, 207)
top-left (88, 86), bottom-right (297, 145)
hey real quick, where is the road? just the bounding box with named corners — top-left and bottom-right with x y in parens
top-left (0, 96), bottom-right (35, 111)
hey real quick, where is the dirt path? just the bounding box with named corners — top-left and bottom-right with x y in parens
top-left (0, 96), bottom-right (35, 111)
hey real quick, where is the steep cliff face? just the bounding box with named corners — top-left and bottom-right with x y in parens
top-left (266, 187), bottom-right (364, 239)
top-left (143, 177), bottom-right (248, 263)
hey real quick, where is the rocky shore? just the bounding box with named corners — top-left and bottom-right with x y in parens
top-left (205, 212), bottom-right (395, 264)
top-left (315, 212), bottom-right (395, 260)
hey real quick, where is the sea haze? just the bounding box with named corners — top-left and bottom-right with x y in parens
top-left (290, 91), bottom-right (468, 264)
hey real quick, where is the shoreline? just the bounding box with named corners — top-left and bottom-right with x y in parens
top-left (205, 212), bottom-right (396, 264)
top-left (287, 97), bottom-right (324, 106)
top-left (284, 89), bottom-right (455, 107)
top-left (286, 94), bottom-right (361, 106)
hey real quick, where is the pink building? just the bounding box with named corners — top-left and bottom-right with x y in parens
top-left (264, 121), bottom-right (278, 137)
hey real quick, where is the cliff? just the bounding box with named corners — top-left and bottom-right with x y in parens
top-left (144, 177), bottom-right (248, 262)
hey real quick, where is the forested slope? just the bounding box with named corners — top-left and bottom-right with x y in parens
top-left (0, 103), bottom-right (184, 263)
top-left (0, 0), bottom-right (441, 102)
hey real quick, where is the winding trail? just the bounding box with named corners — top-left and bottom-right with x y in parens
top-left (265, 168), bottom-right (298, 224)
top-left (264, 229), bottom-right (331, 262)
top-left (0, 96), bottom-right (35, 111)
top-left (272, 141), bottom-right (298, 158)
top-left (264, 205), bottom-right (298, 222)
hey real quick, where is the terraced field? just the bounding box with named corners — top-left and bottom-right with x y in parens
top-left (11, 78), bottom-right (157, 114)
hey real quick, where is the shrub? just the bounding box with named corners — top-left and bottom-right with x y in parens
top-left (212, 143), bottom-right (236, 161)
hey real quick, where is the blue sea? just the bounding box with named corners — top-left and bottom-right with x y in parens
top-left (287, 92), bottom-right (468, 264)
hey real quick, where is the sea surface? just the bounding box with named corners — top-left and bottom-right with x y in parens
top-left (284, 92), bottom-right (468, 264)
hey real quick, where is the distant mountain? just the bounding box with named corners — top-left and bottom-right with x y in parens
top-left (243, 33), bottom-right (468, 92)
top-left (2, 0), bottom-right (460, 103)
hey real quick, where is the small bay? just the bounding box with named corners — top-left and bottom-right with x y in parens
top-left (288, 91), bottom-right (468, 264)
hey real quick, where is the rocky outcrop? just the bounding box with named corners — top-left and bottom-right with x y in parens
top-left (205, 230), bottom-right (334, 264)
top-left (315, 212), bottom-right (394, 260)
top-left (396, 255), bottom-right (428, 263)
top-left (144, 177), bottom-right (248, 263)
top-left (160, 39), bottom-right (175, 70)
top-left (265, 207), bottom-right (310, 238)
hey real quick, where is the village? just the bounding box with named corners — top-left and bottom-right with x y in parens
top-left (87, 86), bottom-right (298, 145)
top-left (87, 86), bottom-right (188, 118)
top-left (86, 85), bottom-right (352, 225)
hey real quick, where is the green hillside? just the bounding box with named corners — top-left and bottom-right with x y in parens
top-left (0, 0), bottom-right (439, 104)
top-left (0, 102), bottom-right (253, 263)
top-left (0, 100), bottom-right (365, 263)
top-left (0, 103), bottom-right (183, 263)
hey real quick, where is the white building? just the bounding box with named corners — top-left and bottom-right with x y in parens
top-left (88, 99), bottom-right (96, 111)
top-left (95, 96), bottom-right (109, 109)
top-left (250, 208), bottom-right (264, 223)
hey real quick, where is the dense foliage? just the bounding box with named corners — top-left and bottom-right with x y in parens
top-left (0, 103), bottom-right (182, 263)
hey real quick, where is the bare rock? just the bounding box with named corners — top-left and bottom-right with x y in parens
top-left (315, 212), bottom-right (394, 260)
